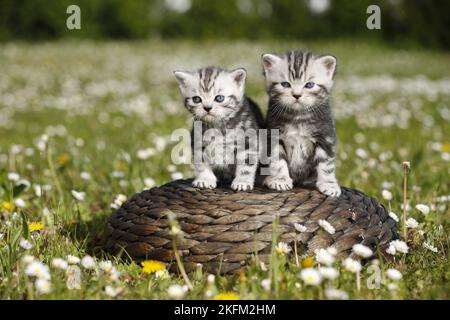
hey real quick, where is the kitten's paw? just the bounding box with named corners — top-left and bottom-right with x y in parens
top-left (192, 178), bottom-right (217, 189)
top-left (264, 176), bottom-right (293, 191)
top-left (317, 181), bottom-right (341, 197)
top-left (231, 179), bottom-right (254, 191)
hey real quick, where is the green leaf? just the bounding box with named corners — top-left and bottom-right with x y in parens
top-left (21, 211), bottom-right (29, 240)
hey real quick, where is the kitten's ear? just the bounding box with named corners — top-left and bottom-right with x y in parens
top-left (173, 70), bottom-right (192, 88)
top-left (315, 55), bottom-right (337, 80)
top-left (262, 53), bottom-right (282, 70)
top-left (230, 68), bottom-right (247, 88)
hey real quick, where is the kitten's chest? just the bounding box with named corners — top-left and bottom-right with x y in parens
top-left (202, 131), bottom-right (236, 166)
top-left (281, 124), bottom-right (315, 168)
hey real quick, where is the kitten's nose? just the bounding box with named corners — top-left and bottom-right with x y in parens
top-left (203, 106), bottom-right (212, 112)
top-left (293, 94), bottom-right (301, 99)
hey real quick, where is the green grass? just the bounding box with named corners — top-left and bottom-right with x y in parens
top-left (0, 39), bottom-right (449, 300)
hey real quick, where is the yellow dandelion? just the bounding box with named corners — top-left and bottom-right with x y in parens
top-left (441, 143), bottom-right (450, 153)
top-left (215, 292), bottom-right (239, 300)
top-left (0, 201), bottom-right (15, 212)
top-left (29, 222), bottom-right (45, 232)
top-left (141, 260), bottom-right (166, 274)
top-left (56, 153), bottom-right (70, 166)
top-left (302, 256), bottom-right (314, 268)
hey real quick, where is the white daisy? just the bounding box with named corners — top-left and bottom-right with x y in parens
top-left (386, 268), bottom-right (402, 281)
top-left (71, 190), bottom-right (86, 201)
top-left (389, 212), bottom-right (399, 222)
top-left (382, 189), bottom-right (392, 201)
top-left (167, 284), bottom-right (187, 299)
top-left (81, 255), bottom-right (96, 269)
top-left (325, 288), bottom-right (349, 300)
top-left (406, 217), bottom-right (419, 229)
top-left (315, 248), bottom-right (335, 266)
top-left (318, 267), bottom-right (339, 280)
top-left (344, 258), bottom-right (361, 273)
top-left (35, 279), bottom-right (52, 294)
top-left (275, 242), bottom-right (291, 255)
top-left (352, 244), bottom-right (373, 258)
top-left (318, 219), bottom-right (335, 234)
top-left (67, 255), bottom-right (80, 265)
top-left (415, 204), bottom-right (430, 215)
top-left (294, 223), bottom-right (307, 232)
top-left (300, 268), bottom-right (322, 286)
top-left (51, 258), bottom-right (68, 270)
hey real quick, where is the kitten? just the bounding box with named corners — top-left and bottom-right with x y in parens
top-left (261, 50), bottom-right (341, 197)
top-left (174, 66), bottom-right (264, 191)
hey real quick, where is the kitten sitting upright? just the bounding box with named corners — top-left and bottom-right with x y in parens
top-left (174, 66), bottom-right (264, 191)
top-left (262, 50), bottom-right (341, 197)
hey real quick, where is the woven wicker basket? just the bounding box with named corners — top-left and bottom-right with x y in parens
top-left (104, 179), bottom-right (398, 274)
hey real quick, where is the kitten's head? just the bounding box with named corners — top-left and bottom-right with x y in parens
top-left (262, 50), bottom-right (336, 112)
top-left (173, 66), bottom-right (247, 124)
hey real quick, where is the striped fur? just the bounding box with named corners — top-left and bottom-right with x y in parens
top-left (262, 50), bottom-right (341, 197)
top-left (174, 66), bottom-right (264, 191)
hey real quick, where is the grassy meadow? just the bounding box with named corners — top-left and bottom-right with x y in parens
top-left (0, 39), bottom-right (449, 299)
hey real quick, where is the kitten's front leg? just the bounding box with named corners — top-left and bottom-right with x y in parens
top-left (192, 162), bottom-right (217, 189)
top-left (315, 147), bottom-right (341, 197)
top-left (231, 163), bottom-right (257, 191)
top-left (264, 141), bottom-right (292, 191)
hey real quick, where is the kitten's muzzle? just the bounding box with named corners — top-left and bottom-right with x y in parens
top-left (203, 105), bottom-right (212, 112)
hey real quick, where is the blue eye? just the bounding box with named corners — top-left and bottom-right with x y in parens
top-left (304, 82), bottom-right (315, 89)
top-left (281, 82), bottom-right (291, 88)
top-left (214, 95), bottom-right (225, 102)
top-left (192, 96), bottom-right (202, 103)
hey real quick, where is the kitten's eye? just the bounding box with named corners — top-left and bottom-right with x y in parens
top-left (192, 96), bottom-right (202, 103)
top-left (214, 95), bottom-right (225, 102)
top-left (281, 82), bottom-right (291, 88)
top-left (304, 82), bottom-right (315, 89)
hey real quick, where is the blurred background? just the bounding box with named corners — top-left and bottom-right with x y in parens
top-left (0, 0), bottom-right (449, 49)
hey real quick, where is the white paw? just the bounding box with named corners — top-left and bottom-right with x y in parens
top-left (231, 179), bottom-right (254, 191)
top-left (264, 176), bottom-right (293, 191)
top-left (317, 181), bottom-right (341, 197)
top-left (192, 178), bottom-right (217, 189)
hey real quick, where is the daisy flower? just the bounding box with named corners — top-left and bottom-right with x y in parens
top-left (294, 223), bottom-right (307, 232)
top-left (318, 219), bottom-right (335, 234)
top-left (319, 267), bottom-right (339, 280)
top-left (71, 190), bottom-right (86, 201)
top-left (406, 217), bottom-right (419, 229)
top-left (325, 288), bottom-right (349, 300)
top-left (35, 279), bottom-right (52, 294)
top-left (352, 244), bottom-right (373, 258)
top-left (275, 242), bottom-right (291, 255)
top-left (344, 258), bottom-right (361, 273)
top-left (315, 248), bottom-right (335, 266)
top-left (167, 284), bottom-right (188, 299)
top-left (386, 268), bottom-right (402, 281)
top-left (25, 261), bottom-right (50, 280)
top-left (382, 189), bottom-right (392, 201)
top-left (415, 204), bottom-right (430, 215)
top-left (300, 268), bottom-right (322, 286)
top-left (67, 255), bottom-right (80, 265)
top-left (81, 255), bottom-right (96, 269)
top-left (51, 258), bottom-right (68, 270)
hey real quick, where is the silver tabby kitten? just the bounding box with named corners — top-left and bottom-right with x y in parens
top-left (174, 66), bottom-right (264, 191)
top-left (262, 50), bottom-right (341, 197)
